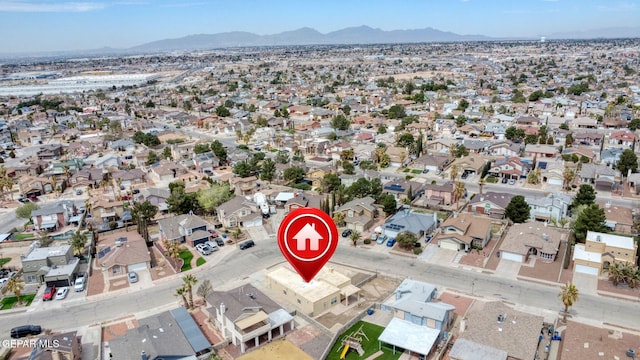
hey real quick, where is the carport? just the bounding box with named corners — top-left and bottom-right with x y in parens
top-left (378, 318), bottom-right (439, 358)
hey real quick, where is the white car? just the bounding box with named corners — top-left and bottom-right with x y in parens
top-left (195, 243), bottom-right (212, 255)
top-left (55, 287), bottom-right (69, 300)
top-left (204, 241), bottom-right (219, 252)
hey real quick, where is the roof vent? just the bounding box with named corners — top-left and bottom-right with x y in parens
top-left (543, 233), bottom-right (549, 241)
top-left (596, 235), bottom-right (602, 242)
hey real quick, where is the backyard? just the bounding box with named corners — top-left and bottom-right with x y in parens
top-left (326, 321), bottom-right (401, 360)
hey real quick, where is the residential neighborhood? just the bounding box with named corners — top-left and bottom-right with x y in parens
top-left (0, 37), bottom-right (639, 360)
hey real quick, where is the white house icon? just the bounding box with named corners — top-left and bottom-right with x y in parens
top-left (292, 223), bottom-right (323, 251)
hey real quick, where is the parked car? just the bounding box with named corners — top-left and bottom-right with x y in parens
top-left (370, 233), bottom-right (379, 241)
top-left (55, 287), bottom-right (68, 300)
top-left (75, 189), bottom-right (82, 195)
top-left (425, 235), bottom-right (432, 243)
top-left (204, 241), bottom-right (219, 252)
top-left (501, 177), bottom-right (508, 184)
top-left (10, 325), bottom-right (42, 339)
top-left (376, 235), bottom-right (386, 244)
top-left (509, 179), bottom-right (516, 185)
top-left (128, 272), bottom-right (138, 283)
top-left (0, 278), bottom-right (8, 288)
top-left (239, 240), bottom-right (255, 250)
top-left (342, 229), bottom-right (352, 238)
top-left (195, 243), bottom-right (212, 255)
top-left (42, 286), bottom-right (56, 301)
top-left (386, 237), bottom-right (396, 247)
top-left (74, 276), bottom-right (86, 292)
top-left (214, 237), bottom-right (225, 247)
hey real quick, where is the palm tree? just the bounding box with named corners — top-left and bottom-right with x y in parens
top-left (69, 231), bottom-right (88, 256)
top-left (182, 274), bottom-right (198, 309)
top-left (562, 165), bottom-right (575, 191)
top-left (478, 178), bottom-right (486, 195)
top-left (604, 261), bottom-right (627, 286)
top-left (175, 286), bottom-right (190, 309)
top-left (230, 228), bottom-right (243, 245)
top-left (453, 181), bottom-right (466, 205)
top-left (5, 277), bottom-right (25, 305)
top-left (349, 230), bottom-right (361, 247)
top-left (62, 165), bottom-right (72, 187)
top-left (559, 281), bottom-right (579, 322)
top-left (131, 201), bottom-right (158, 242)
top-left (163, 239), bottom-right (181, 270)
top-left (558, 217), bottom-right (569, 229)
top-left (332, 212), bottom-right (345, 227)
top-left (450, 164), bottom-right (460, 181)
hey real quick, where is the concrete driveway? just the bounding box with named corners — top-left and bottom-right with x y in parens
top-left (494, 259), bottom-right (521, 279)
top-left (571, 272), bottom-right (598, 296)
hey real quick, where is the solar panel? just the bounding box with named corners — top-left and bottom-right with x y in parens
top-left (97, 246), bottom-right (111, 259)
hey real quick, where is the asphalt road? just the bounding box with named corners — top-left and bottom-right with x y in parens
top-left (1, 243), bottom-right (638, 339)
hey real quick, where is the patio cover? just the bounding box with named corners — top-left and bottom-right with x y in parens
top-left (378, 318), bottom-right (440, 356)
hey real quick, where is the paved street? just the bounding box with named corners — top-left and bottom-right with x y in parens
top-left (1, 243), bottom-right (638, 342)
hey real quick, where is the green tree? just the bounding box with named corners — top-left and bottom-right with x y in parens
top-left (260, 158), bottom-right (276, 182)
top-left (342, 104), bottom-right (351, 116)
top-left (292, 149), bottom-right (305, 162)
top-left (505, 126), bottom-right (525, 141)
top-left (505, 195), bottom-right (530, 223)
top-left (617, 148), bottom-right (638, 177)
top-left (210, 140), bottom-right (227, 163)
top-left (194, 143), bottom-right (211, 154)
top-left (131, 200), bottom-right (158, 242)
top-left (16, 202), bottom-right (38, 219)
top-left (215, 105), bottom-right (230, 117)
top-left (628, 118), bottom-right (640, 131)
top-left (322, 173), bottom-right (341, 193)
top-left (233, 161), bottom-right (253, 178)
top-left (572, 184), bottom-right (596, 207)
top-left (275, 151), bottom-right (289, 164)
top-left (397, 133), bottom-right (415, 147)
top-left (146, 151), bottom-right (159, 165)
top-left (381, 194), bottom-right (397, 214)
top-left (387, 104), bottom-right (406, 119)
top-left (572, 204), bottom-right (609, 242)
top-left (197, 183), bottom-right (233, 215)
top-left (162, 147), bottom-right (172, 160)
top-left (167, 182), bottom-right (201, 215)
top-left (559, 282), bottom-right (579, 322)
top-left (331, 114), bottom-right (351, 131)
top-left (377, 125), bottom-right (387, 134)
top-left (396, 231), bottom-right (418, 250)
top-left (283, 166), bottom-right (305, 183)
top-left (342, 161), bottom-right (355, 175)
top-left (69, 231), bottom-right (88, 256)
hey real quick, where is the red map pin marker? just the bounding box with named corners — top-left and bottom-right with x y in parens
top-left (277, 207), bottom-right (338, 283)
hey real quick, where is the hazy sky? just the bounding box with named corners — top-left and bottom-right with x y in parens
top-left (1, 0), bottom-right (639, 53)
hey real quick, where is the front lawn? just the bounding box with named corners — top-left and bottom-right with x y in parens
top-left (485, 176), bottom-right (498, 183)
top-left (196, 257), bottom-right (206, 267)
top-left (326, 321), bottom-right (401, 360)
top-left (0, 258), bottom-right (11, 267)
top-left (411, 169), bottom-right (422, 174)
top-left (402, 168), bottom-right (410, 173)
top-left (1, 294), bottom-right (36, 310)
top-left (13, 233), bottom-right (34, 241)
top-left (179, 250), bottom-right (194, 272)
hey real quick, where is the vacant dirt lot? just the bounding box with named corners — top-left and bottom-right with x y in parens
top-left (237, 338), bottom-right (313, 360)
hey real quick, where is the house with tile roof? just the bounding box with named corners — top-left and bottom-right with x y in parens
top-left (333, 196), bottom-right (378, 232)
top-left (467, 192), bottom-right (514, 219)
top-left (157, 214), bottom-right (213, 247)
top-left (498, 223), bottom-right (568, 263)
top-left (435, 213), bottom-right (492, 251)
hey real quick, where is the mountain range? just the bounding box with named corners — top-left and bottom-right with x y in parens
top-left (2, 25), bottom-right (640, 60)
top-left (130, 25), bottom-right (492, 52)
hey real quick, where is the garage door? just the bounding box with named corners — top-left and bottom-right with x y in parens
top-left (128, 262), bottom-right (147, 272)
top-left (46, 279), bottom-right (70, 287)
top-left (500, 251), bottom-right (523, 262)
top-left (547, 179), bottom-right (563, 186)
top-left (439, 239), bottom-right (459, 251)
top-left (575, 264), bottom-right (599, 275)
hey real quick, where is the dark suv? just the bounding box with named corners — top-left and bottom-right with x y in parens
top-left (11, 325), bottom-right (42, 338)
top-left (239, 240), bottom-right (255, 250)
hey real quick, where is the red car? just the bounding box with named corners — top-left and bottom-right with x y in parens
top-left (42, 286), bottom-right (56, 301)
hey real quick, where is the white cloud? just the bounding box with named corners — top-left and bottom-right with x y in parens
top-left (0, 1), bottom-right (107, 12)
top-left (596, 2), bottom-right (637, 12)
